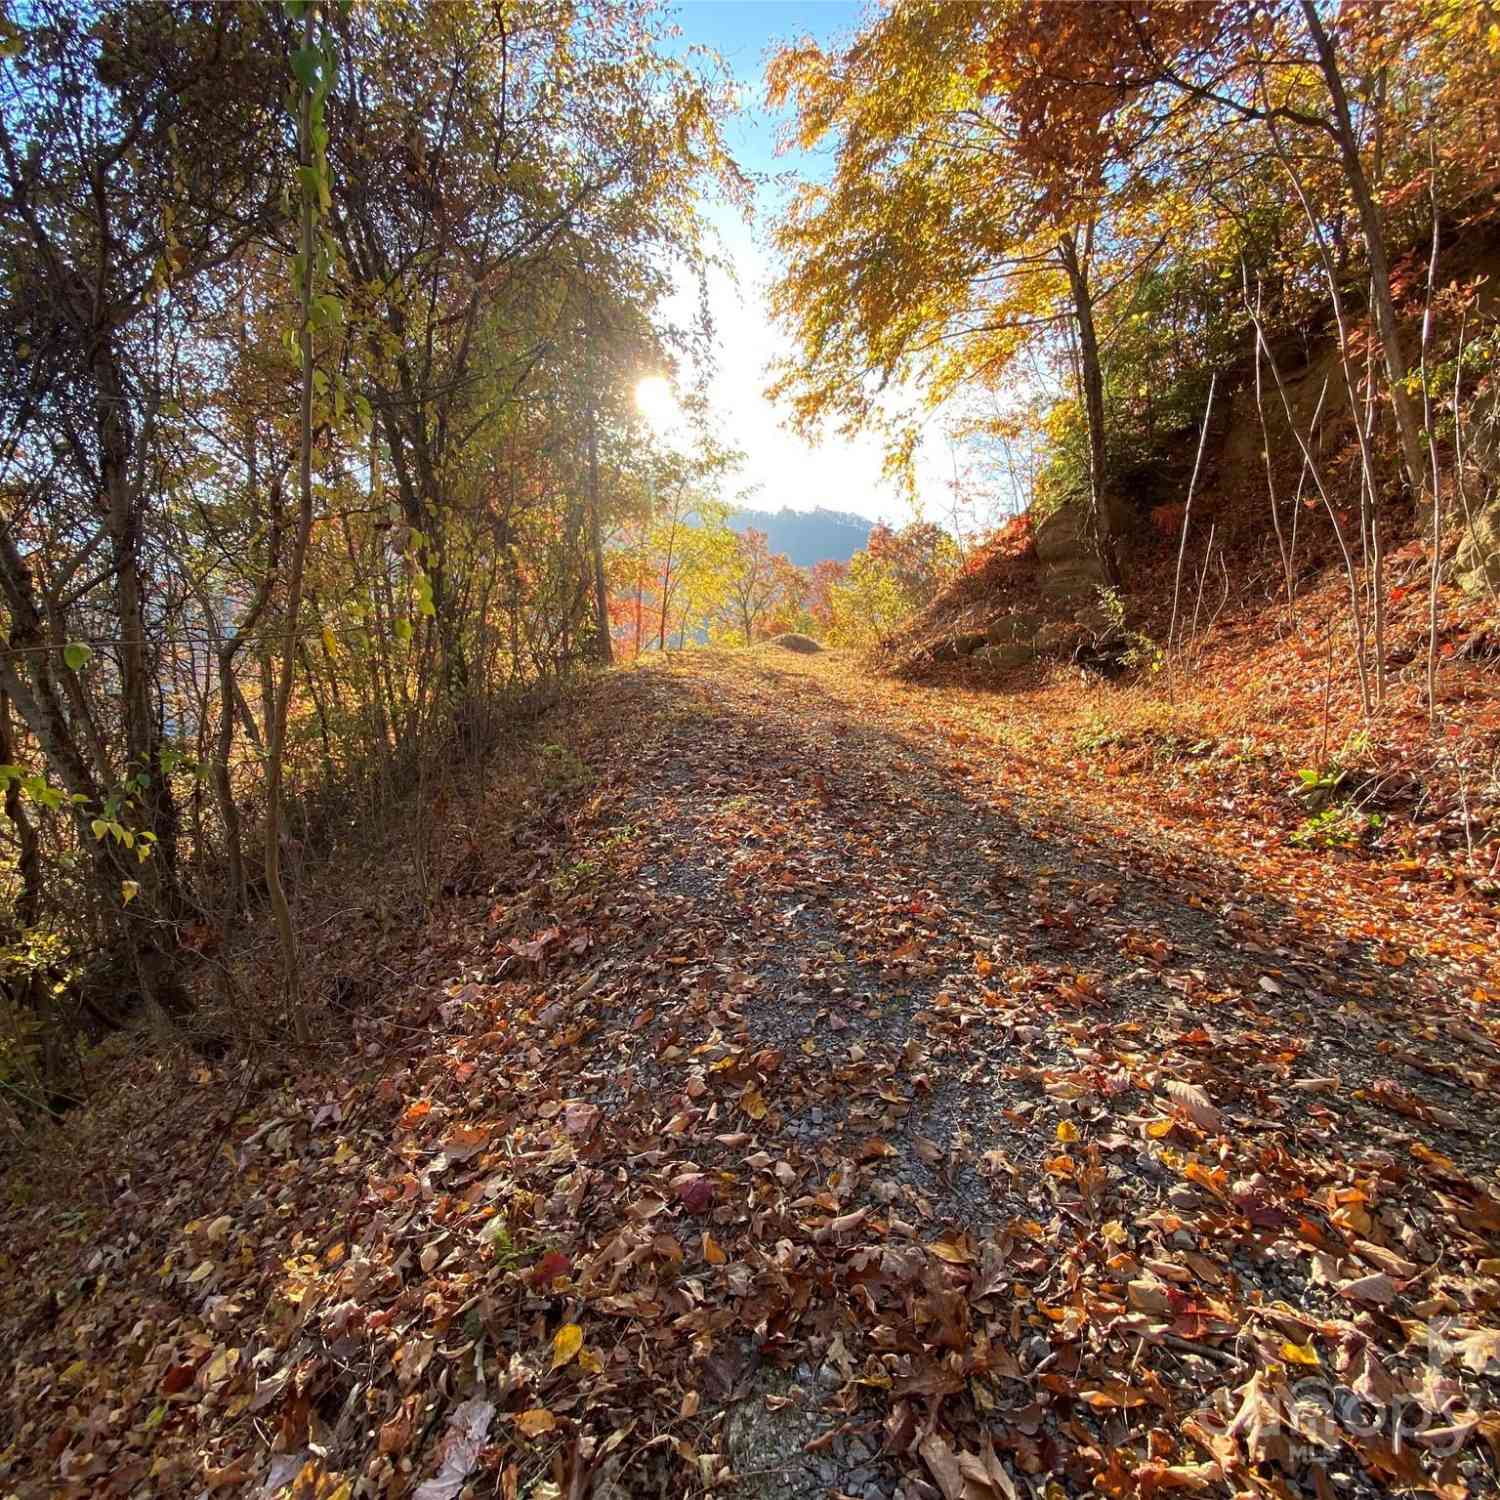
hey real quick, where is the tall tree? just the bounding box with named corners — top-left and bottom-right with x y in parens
top-left (768, 3), bottom-right (1188, 583)
top-left (0, 0), bottom-right (285, 1020)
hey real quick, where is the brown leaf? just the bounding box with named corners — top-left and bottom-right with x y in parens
top-left (1226, 1371), bottom-right (1284, 1464)
top-left (917, 1432), bottom-right (965, 1500)
top-left (513, 1408), bottom-right (557, 1438)
top-left (1351, 1240), bottom-right (1418, 1278)
top-left (1338, 1272), bottom-right (1397, 1306)
top-left (1163, 1080), bottom-right (1222, 1133)
top-left (379, 1408), bottom-right (413, 1455)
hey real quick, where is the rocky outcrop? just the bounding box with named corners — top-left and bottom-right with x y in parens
top-left (1456, 498), bottom-right (1500, 595)
top-left (1032, 494), bottom-right (1128, 598)
top-left (931, 598), bottom-right (1131, 676)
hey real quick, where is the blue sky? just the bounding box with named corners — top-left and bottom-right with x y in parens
top-left (656, 1), bottom-right (948, 527)
top-left (671, 1), bottom-right (859, 177)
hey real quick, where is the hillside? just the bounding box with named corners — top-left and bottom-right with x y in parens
top-left (729, 506), bottom-right (872, 567)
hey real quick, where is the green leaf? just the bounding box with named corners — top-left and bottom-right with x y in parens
top-left (63, 642), bottom-right (91, 671)
top-left (291, 45), bottom-right (322, 92)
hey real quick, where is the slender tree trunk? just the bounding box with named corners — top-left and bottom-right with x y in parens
top-left (0, 689), bottom-right (60, 1097)
top-left (265, 1), bottom-right (320, 1047)
top-left (1057, 229), bottom-right (1120, 587)
top-left (587, 404), bottom-right (612, 664)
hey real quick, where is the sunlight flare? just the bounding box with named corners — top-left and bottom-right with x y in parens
top-left (634, 374), bottom-right (679, 436)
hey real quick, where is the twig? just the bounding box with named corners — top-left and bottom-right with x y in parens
top-left (1161, 1333), bottom-right (1250, 1371)
top-left (1420, 140), bottom-right (1443, 728)
top-left (1167, 374), bottom-right (1217, 701)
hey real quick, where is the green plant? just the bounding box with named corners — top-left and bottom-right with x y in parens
top-left (1294, 764), bottom-right (1347, 812)
top-left (1075, 708), bottom-right (1125, 753)
top-left (1095, 586), bottom-right (1164, 674)
top-left (1291, 804), bottom-right (1385, 849)
top-left (539, 742), bottom-right (592, 791)
top-left (477, 1219), bottom-right (537, 1273)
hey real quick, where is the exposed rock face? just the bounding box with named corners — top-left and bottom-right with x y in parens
top-left (1033, 499), bottom-right (1106, 565)
top-left (1032, 495), bottom-right (1127, 597)
top-left (933, 629), bottom-right (989, 661)
top-left (986, 613), bottom-right (1042, 645)
top-left (1456, 499), bottom-right (1500, 595)
top-left (973, 640), bottom-right (1035, 669)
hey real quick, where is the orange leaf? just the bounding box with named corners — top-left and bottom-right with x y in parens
top-left (514, 1408), bottom-right (557, 1437)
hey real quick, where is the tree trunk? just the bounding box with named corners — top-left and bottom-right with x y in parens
top-left (1299, 0), bottom-right (1425, 497)
top-left (1057, 229), bottom-right (1121, 587)
top-left (264, 0), bottom-right (320, 1048)
top-left (587, 403), bottom-right (612, 664)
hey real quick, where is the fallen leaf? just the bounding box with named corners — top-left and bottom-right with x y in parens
top-left (673, 1173), bottom-right (713, 1215)
top-left (918, 1431), bottom-right (965, 1500)
top-left (413, 1398), bottom-right (495, 1500)
top-left (1164, 1080), bottom-right (1223, 1132)
top-left (1339, 1272), bottom-right (1397, 1306)
top-left (513, 1408), bottom-right (557, 1438)
top-left (551, 1323), bottom-right (583, 1370)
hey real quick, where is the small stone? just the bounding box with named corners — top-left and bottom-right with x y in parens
top-left (817, 1362), bottom-right (842, 1391)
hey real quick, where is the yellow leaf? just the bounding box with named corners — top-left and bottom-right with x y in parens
top-left (1100, 1219), bottom-right (1128, 1245)
top-left (514, 1408), bottom-right (557, 1437)
top-left (926, 1239), bottom-right (971, 1264)
top-left (703, 1233), bottom-right (726, 1265)
top-left (741, 1087), bottom-right (768, 1120)
top-left (1281, 1340), bottom-right (1320, 1367)
top-left (578, 1347), bottom-right (604, 1375)
top-left (1055, 1119), bottom-right (1080, 1144)
top-left (1144, 1117), bottom-right (1174, 1138)
top-left (551, 1322), bottom-right (583, 1370)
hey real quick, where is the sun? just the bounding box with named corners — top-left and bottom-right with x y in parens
top-left (634, 375), bottom-right (678, 436)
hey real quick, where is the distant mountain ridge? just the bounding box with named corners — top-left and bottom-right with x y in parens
top-left (728, 505), bottom-right (872, 567)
